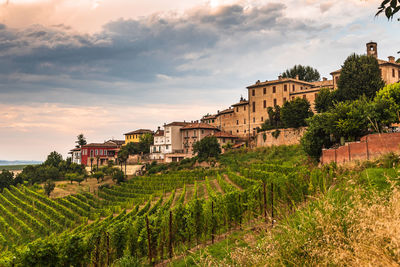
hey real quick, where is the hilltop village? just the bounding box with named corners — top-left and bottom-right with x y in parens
top-left (70, 42), bottom-right (400, 166)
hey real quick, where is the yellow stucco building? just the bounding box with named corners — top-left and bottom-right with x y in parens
top-left (124, 129), bottom-right (153, 144)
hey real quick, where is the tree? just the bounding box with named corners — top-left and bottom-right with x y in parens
top-left (75, 134), bottom-right (87, 148)
top-left (44, 151), bottom-right (63, 167)
top-left (336, 54), bottom-right (385, 102)
top-left (138, 133), bottom-right (154, 154)
top-left (397, 58), bottom-right (400, 63)
top-left (281, 65), bottom-right (321, 82)
top-left (193, 136), bottom-right (221, 161)
top-left (44, 179), bottom-right (55, 197)
top-left (281, 98), bottom-right (314, 128)
top-left (315, 88), bottom-right (336, 113)
top-left (117, 148), bottom-right (129, 176)
top-left (92, 171), bottom-right (104, 183)
top-left (376, 0), bottom-right (400, 20)
top-left (112, 169), bottom-right (125, 184)
top-left (0, 170), bottom-right (14, 191)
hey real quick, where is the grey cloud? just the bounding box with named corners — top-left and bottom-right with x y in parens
top-left (0, 2), bottom-right (331, 103)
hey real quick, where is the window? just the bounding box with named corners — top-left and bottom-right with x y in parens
top-left (252, 102), bottom-right (256, 112)
top-left (236, 107), bottom-right (239, 112)
top-left (301, 86), bottom-right (303, 90)
top-left (273, 86), bottom-right (276, 93)
top-left (293, 85), bottom-right (295, 91)
top-left (398, 70), bottom-right (400, 78)
top-left (252, 90), bottom-right (255, 96)
top-left (95, 149), bottom-right (98, 156)
top-left (237, 130), bottom-right (239, 133)
top-left (223, 139), bottom-right (226, 143)
top-left (335, 76), bottom-right (338, 84)
top-left (236, 120), bottom-right (239, 125)
top-left (201, 130), bottom-right (204, 134)
top-left (283, 97), bottom-right (286, 103)
top-left (263, 100), bottom-right (266, 108)
top-left (244, 119), bottom-right (246, 124)
top-left (194, 130), bottom-right (197, 136)
top-left (90, 150), bottom-right (94, 157)
top-left (274, 99), bottom-right (277, 106)
top-left (284, 84), bottom-right (287, 91)
top-left (166, 145), bottom-right (169, 150)
top-left (253, 117), bottom-right (255, 123)
top-left (303, 95), bottom-right (307, 99)
top-left (244, 105), bottom-right (246, 111)
top-left (100, 150), bottom-right (103, 155)
top-left (263, 88), bottom-right (266, 95)
top-left (393, 69), bottom-right (396, 78)
top-left (261, 116), bottom-right (264, 122)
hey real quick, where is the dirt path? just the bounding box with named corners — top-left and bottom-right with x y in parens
top-left (223, 174), bottom-right (242, 191)
top-left (212, 179), bottom-right (224, 194)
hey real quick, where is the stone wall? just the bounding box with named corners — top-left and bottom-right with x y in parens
top-left (255, 127), bottom-right (306, 147)
top-left (321, 132), bottom-right (400, 164)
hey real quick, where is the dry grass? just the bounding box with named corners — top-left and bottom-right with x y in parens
top-left (197, 186), bottom-right (400, 266)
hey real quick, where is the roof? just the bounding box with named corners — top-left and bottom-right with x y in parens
top-left (82, 143), bottom-right (119, 148)
top-left (164, 122), bottom-right (190, 127)
top-left (202, 115), bottom-right (217, 120)
top-left (208, 131), bottom-right (238, 138)
top-left (330, 58), bottom-right (400, 75)
top-left (247, 78), bottom-right (313, 89)
top-left (69, 148), bottom-right (81, 152)
top-left (154, 130), bottom-right (164, 137)
top-left (231, 100), bottom-right (249, 107)
top-left (218, 108), bottom-right (234, 115)
top-left (106, 140), bottom-right (125, 146)
top-left (180, 123), bottom-right (220, 130)
top-left (124, 129), bottom-right (153, 135)
top-left (311, 79), bottom-right (334, 88)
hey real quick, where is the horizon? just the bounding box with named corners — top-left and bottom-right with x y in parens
top-left (0, 0), bottom-right (399, 161)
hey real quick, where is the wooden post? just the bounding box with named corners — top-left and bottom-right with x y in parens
top-left (211, 201), bottom-right (215, 244)
top-left (169, 210), bottom-right (173, 258)
top-left (366, 136), bottom-right (370, 160)
top-left (263, 183), bottom-right (267, 222)
top-left (146, 216), bottom-right (152, 265)
top-left (348, 144), bottom-right (351, 162)
top-left (238, 194), bottom-right (242, 228)
top-left (271, 183), bottom-right (274, 226)
top-left (334, 149), bottom-right (337, 164)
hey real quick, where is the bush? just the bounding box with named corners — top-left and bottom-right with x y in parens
top-left (281, 98), bottom-right (313, 128)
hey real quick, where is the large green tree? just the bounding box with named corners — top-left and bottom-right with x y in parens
top-left (336, 54), bottom-right (385, 102)
top-left (193, 136), bottom-right (221, 161)
top-left (314, 88), bottom-right (336, 113)
top-left (44, 151), bottom-right (63, 167)
top-left (281, 65), bottom-right (321, 82)
top-left (281, 98), bottom-right (313, 128)
top-left (0, 170), bottom-right (14, 192)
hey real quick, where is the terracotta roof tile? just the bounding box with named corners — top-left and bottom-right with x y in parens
top-left (181, 123), bottom-right (219, 130)
top-left (124, 129), bottom-right (153, 135)
top-left (164, 122), bottom-right (190, 127)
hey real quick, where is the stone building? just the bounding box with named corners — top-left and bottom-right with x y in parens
top-left (331, 42), bottom-right (400, 88)
top-left (149, 127), bottom-right (165, 160)
top-left (180, 123), bottom-right (220, 154)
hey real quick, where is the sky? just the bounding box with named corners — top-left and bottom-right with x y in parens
top-left (0, 0), bottom-right (399, 161)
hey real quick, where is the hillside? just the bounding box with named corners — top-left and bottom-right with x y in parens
top-left (0, 146), bottom-right (399, 266)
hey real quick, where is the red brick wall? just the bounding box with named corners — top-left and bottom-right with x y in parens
top-left (321, 133), bottom-right (400, 164)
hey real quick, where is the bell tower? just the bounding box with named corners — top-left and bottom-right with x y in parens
top-left (366, 41), bottom-right (378, 59)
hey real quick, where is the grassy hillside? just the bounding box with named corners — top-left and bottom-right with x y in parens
top-left (172, 155), bottom-right (400, 266)
top-left (1, 145), bottom-right (398, 266)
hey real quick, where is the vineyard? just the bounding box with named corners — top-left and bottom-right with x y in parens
top-left (0, 145), bottom-right (332, 266)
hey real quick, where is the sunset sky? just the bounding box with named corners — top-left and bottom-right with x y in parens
top-left (0, 0), bottom-right (399, 161)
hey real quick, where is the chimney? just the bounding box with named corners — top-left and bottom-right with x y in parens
top-left (295, 75), bottom-right (299, 80)
top-left (278, 75), bottom-right (282, 80)
top-left (323, 77), bottom-right (327, 81)
top-left (157, 126), bottom-right (160, 131)
top-left (388, 56), bottom-right (395, 63)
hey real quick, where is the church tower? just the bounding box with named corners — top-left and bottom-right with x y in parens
top-left (366, 41), bottom-right (378, 58)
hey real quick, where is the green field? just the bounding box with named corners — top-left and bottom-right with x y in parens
top-left (0, 165), bottom-right (32, 171)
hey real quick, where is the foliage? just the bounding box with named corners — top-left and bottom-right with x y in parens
top-left (193, 136), bottom-right (221, 161)
top-left (92, 171), bottom-right (105, 183)
top-left (260, 106), bottom-right (282, 131)
top-left (281, 98), bottom-right (313, 128)
top-left (43, 180), bottom-right (55, 197)
top-left (0, 170), bottom-right (14, 192)
top-left (376, 0), bottom-right (400, 20)
top-left (314, 88), bottom-right (336, 113)
top-left (271, 129), bottom-right (281, 139)
top-left (281, 64), bottom-right (321, 82)
top-left (75, 133), bottom-right (87, 148)
top-left (113, 169), bottom-right (125, 184)
top-left (44, 151), bottom-right (63, 168)
top-left (336, 53), bottom-right (385, 102)
top-left (139, 133), bottom-right (154, 154)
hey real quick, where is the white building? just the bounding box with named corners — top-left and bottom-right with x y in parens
top-left (150, 127), bottom-right (166, 160)
top-left (150, 122), bottom-right (189, 162)
top-left (69, 148), bottom-right (81, 164)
